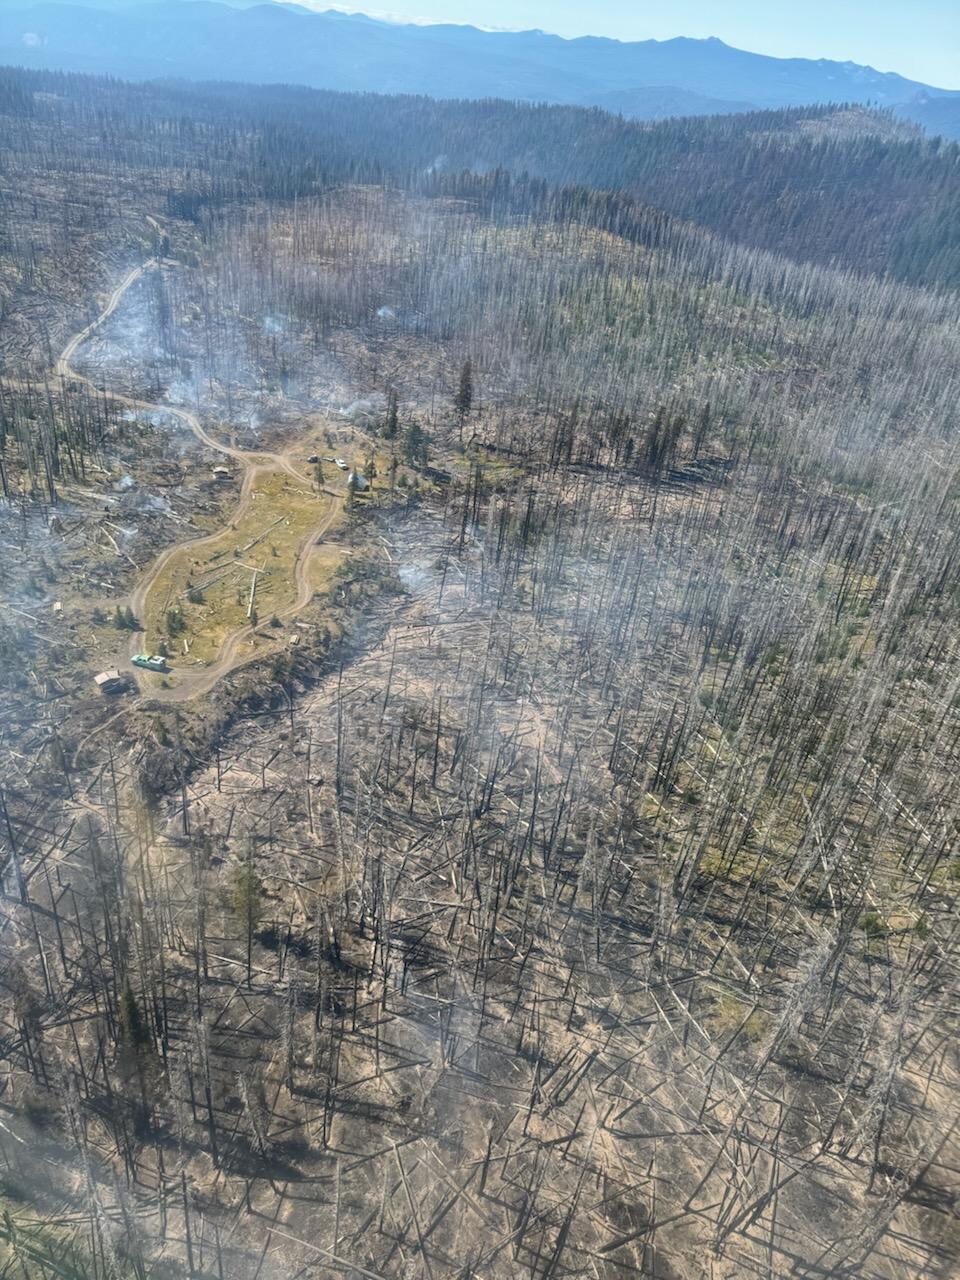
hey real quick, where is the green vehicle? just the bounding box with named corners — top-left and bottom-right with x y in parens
top-left (132, 653), bottom-right (167, 672)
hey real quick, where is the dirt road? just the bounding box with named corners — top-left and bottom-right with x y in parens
top-left (60, 256), bottom-right (343, 706)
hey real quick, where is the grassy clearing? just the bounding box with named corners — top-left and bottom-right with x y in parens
top-left (142, 468), bottom-right (341, 664)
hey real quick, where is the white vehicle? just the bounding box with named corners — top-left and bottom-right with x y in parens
top-left (334, 458), bottom-right (349, 471)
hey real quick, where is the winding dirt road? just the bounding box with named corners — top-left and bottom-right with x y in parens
top-left (61, 256), bottom-right (343, 706)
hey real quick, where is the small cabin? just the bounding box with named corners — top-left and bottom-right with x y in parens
top-left (95, 670), bottom-right (126, 695)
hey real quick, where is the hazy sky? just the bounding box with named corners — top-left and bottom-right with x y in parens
top-left (281, 0), bottom-right (960, 88)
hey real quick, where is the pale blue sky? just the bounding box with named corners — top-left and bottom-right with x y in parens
top-left (282, 0), bottom-right (960, 88)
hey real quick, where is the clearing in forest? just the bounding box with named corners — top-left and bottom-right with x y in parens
top-left (137, 467), bottom-right (346, 667)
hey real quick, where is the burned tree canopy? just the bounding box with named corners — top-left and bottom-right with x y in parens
top-left (0, 57), bottom-right (957, 1280)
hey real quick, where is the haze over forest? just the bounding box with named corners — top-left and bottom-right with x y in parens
top-left (0, 3), bottom-right (958, 1278)
top-left (4, 0), bottom-right (960, 136)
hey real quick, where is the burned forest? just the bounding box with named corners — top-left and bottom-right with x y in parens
top-left (0, 63), bottom-right (959, 1280)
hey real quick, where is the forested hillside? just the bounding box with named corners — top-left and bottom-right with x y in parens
top-left (2, 67), bottom-right (959, 290)
top-left (0, 55), bottom-right (958, 1280)
top-left (4, 0), bottom-right (959, 135)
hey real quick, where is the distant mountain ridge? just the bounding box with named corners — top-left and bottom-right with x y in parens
top-left (2, 1), bottom-right (958, 135)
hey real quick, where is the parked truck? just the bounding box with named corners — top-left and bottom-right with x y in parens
top-left (132, 653), bottom-right (168, 672)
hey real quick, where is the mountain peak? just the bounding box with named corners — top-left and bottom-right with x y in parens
top-left (0, 0), bottom-right (956, 134)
